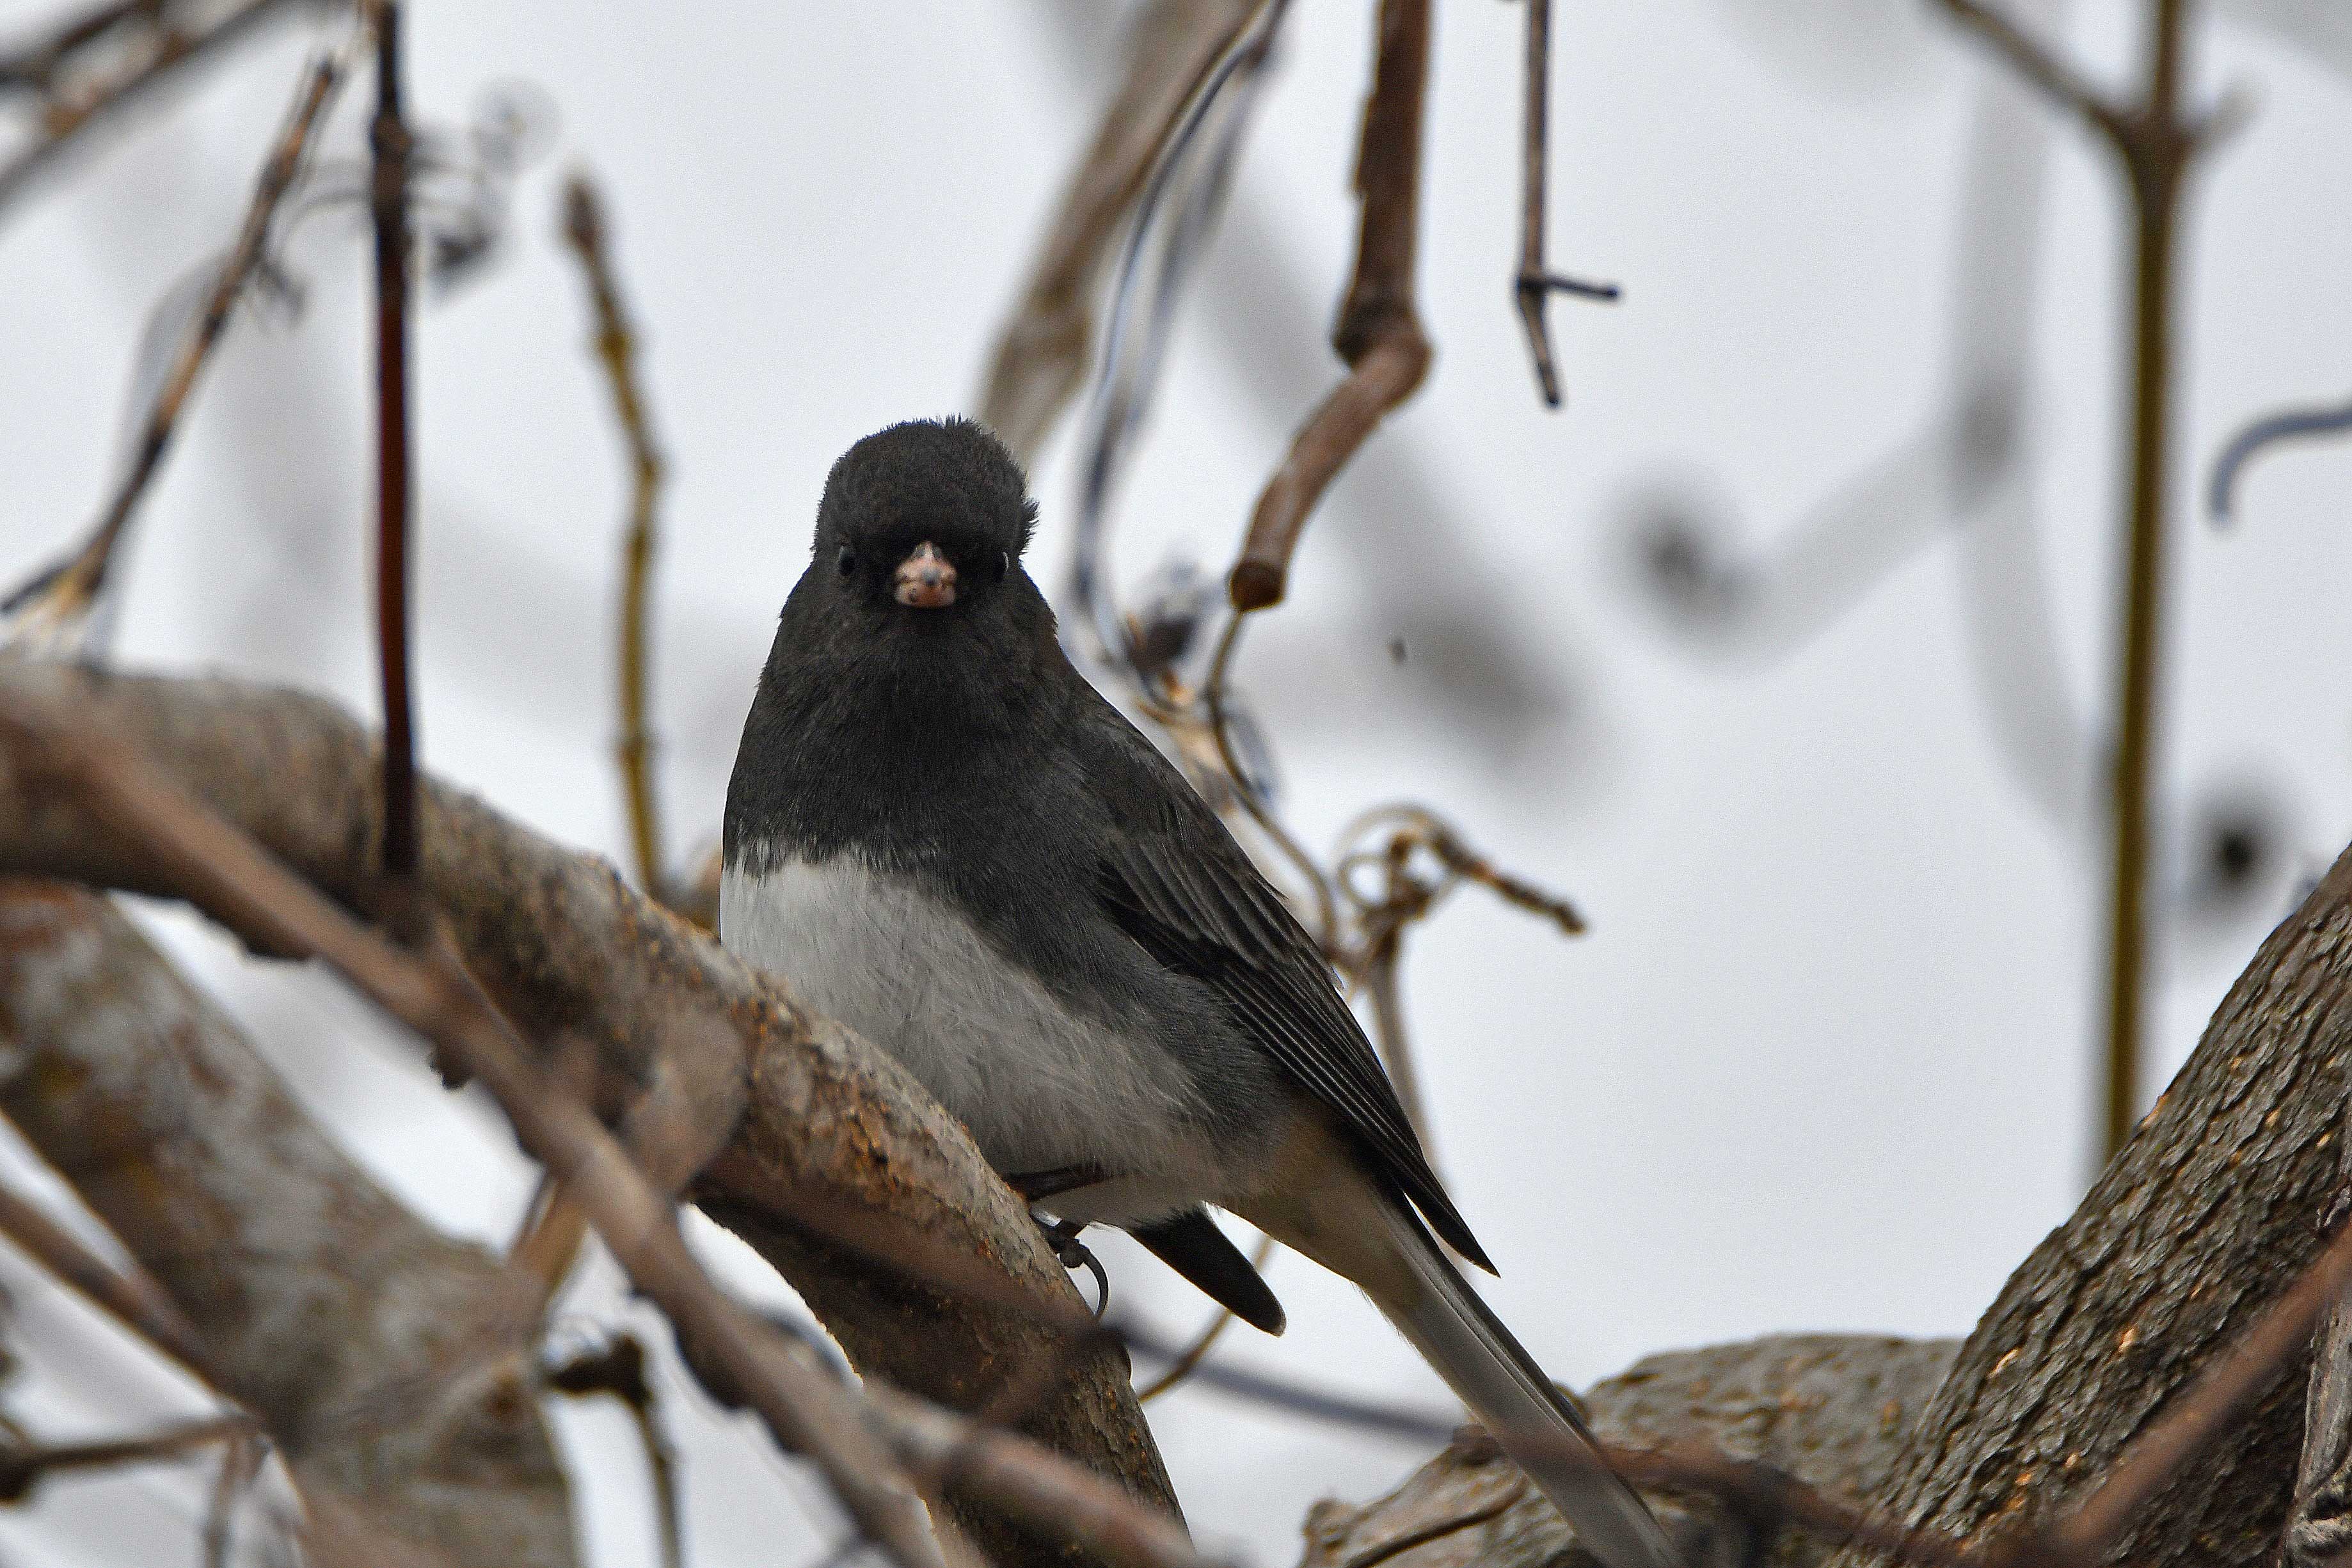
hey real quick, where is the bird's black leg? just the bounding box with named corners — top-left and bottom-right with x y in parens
top-left (1036, 1216), bottom-right (1110, 1319)
top-left (1006, 1163), bottom-right (1110, 1203)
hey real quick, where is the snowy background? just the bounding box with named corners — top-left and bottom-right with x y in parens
top-left (1, 0), bottom-right (2349, 1562)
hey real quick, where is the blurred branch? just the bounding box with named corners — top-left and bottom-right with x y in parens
top-left (2208, 389), bottom-right (2352, 524)
top-left (369, 0), bottom-right (417, 880)
top-left (1135, 1231), bottom-right (1276, 1404)
top-left (975, 0), bottom-right (1258, 464)
top-left (0, 880), bottom-right (578, 1566)
top-left (543, 1336), bottom-right (681, 1568)
top-left (1, 46), bottom-right (346, 651)
top-left (0, 1175), bottom-right (214, 1383)
top-left (1511, 0), bottom-right (1617, 409)
top-left (1228, 0), bottom-right (1433, 613)
top-left (1930, 0), bottom-right (2127, 137)
top-left (560, 171), bottom-right (678, 912)
top-left (0, 0), bottom-right (304, 216)
top-left (0, 1414), bottom-right (249, 1505)
top-left (1932, 0), bottom-right (2212, 1164)
top-left (0, 663), bottom-right (1177, 1557)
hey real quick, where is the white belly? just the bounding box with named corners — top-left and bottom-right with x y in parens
top-left (719, 853), bottom-right (1220, 1222)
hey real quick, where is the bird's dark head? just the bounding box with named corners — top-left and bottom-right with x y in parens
top-left (811, 418), bottom-right (1039, 621)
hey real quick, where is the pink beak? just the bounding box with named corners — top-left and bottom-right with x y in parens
top-left (893, 542), bottom-right (957, 609)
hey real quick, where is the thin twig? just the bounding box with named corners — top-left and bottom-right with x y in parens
top-left (1227, 0), bottom-right (1433, 612)
top-left (1928, 0), bottom-right (2127, 140)
top-left (202, 1427), bottom-right (266, 1568)
top-left (507, 1171), bottom-right (589, 1303)
top-left (1136, 1231), bottom-right (1276, 1404)
top-left (368, 0), bottom-right (418, 881)
top-left (0, 1172), bottom-right (215, 1383)
top-left (0, 1414), bottom-right (249, 1503)
top-left (545, 1335), bottom-right (683, 1568)
top-left (1204, 614), bottom-right (1339, 947)
top-left (1930, 0), bottom-right (2205, 1165)
top-left (975, 0), bottom-right (1260, 463)
top-left (1511, 0), bottom-right (1617, 409)
top-left (560, 171), bottom-right (672, 905)
top-left (2097, 0), bottom-right (2196, 1165)
top-left (0, 0), bottom-right (301, 216)
top-left (0, 0), bottom-right (162, 94)
top-left (2, 48), bottom-right (347, 645)
top-left (2208, 390), bottom-right (2352, 523)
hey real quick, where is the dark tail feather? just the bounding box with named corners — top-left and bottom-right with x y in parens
top-left (1132, 1208), bottom-right (1285, 1334)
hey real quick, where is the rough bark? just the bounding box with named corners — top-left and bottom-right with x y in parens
top-left (1302, 1336), bottom-right (1960, 1568)
top-left (0, 880), bottom-right (576, 1567)
top-left (1317, 838), bottom-right (2352, 1568)
top-left (0, 662), bottom-right (1174, 1555)
top-left (1815, 838), bottom-right (2352, 1568)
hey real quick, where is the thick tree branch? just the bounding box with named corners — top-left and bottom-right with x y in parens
top-left (0, 881), bottom-right (577, 1567)
top-left (1307, 1336), bottom-right (1964, 1568)
top-left (1811, 835), bottom-right (2352, 1567)
top-left (0, 662), bottom-right (1176, 1553)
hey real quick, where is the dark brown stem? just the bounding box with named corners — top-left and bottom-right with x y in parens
top-left (1511, 0), bottom-right (1617, 409)
top-left (1934, 0), bottom-right (2202, 1177)
top-left (369, 0), bottom-right (417, 882)
top-left (3, 49), bottom-right (346, 641)
top-left (1227, 0), bottom-right (1433, 612)
top-left (2098, 0), bottom-right (2193, 1164)
top-left (560, 172), bottom-right (672, 907)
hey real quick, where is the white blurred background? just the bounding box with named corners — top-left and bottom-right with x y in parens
top-left (0, 0), bottom-right (2349, 1562)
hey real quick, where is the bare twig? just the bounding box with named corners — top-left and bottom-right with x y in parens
top-left (1228, 0), bottom-right (1433, 612)
top-left (1511, 0), bottom-right (1618, 409)
top-left (545, 1336), bottom-right (681, 1568)
top-left (2097, 0), bottom-right (2196, 1167)
top-left (0, 0), bottom-right (301, 216)
top-left (0, 1173), bottom-right (214, 1382)
top-left (2, 47), bottom-right (346, 647)
top-left (202, 1428), bottom-right (267, 1568)
top-left (507, 1173), bottom-right (589, 1304)
top-left (368, 0), bottom-right (418, 881)
top-left (976, 0), bottom-right (1259, 463)
top-left (2208, 390), bottom-right (2352, 523)
top-left (1136, 1231), bottom-right (1277, 1404)
top-left (1929, 0), bottom-right (2127, 139)
top-left (560, 171), bottom-right (674, 907)
top-left (0, 0), bottom-right (163, 95)
top-left (0, 1414), bottom-right (250, 1503)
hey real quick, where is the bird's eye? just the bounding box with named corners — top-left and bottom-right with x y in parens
top-left (994, 551), bottom-right (1010, 584)
top-left (835, 545), bottom-right (857, 577)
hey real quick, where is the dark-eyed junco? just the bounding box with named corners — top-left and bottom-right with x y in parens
top-left (722, 418), bottom-right (1676, 1568)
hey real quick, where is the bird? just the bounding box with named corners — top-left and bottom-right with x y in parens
top-left (720, 418), bottom-right (1679, 1568)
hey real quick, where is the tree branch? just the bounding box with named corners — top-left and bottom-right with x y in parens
top-left (974, 0), bottom-right (1259, 464)
top-left (0, 661), bottom-right (1177, 1557)
top-left (3, 45), bottom-right (347, 647)
top-left (1227, 0), bottom-right (1433, 612)
top-left (0, 880), bottom-right (578, 1567)
top-left (0, 0), bottom-right (302, 218)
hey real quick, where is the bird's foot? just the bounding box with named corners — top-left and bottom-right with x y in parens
top-left (1035, 1215), bottom-right (1110, 1320)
